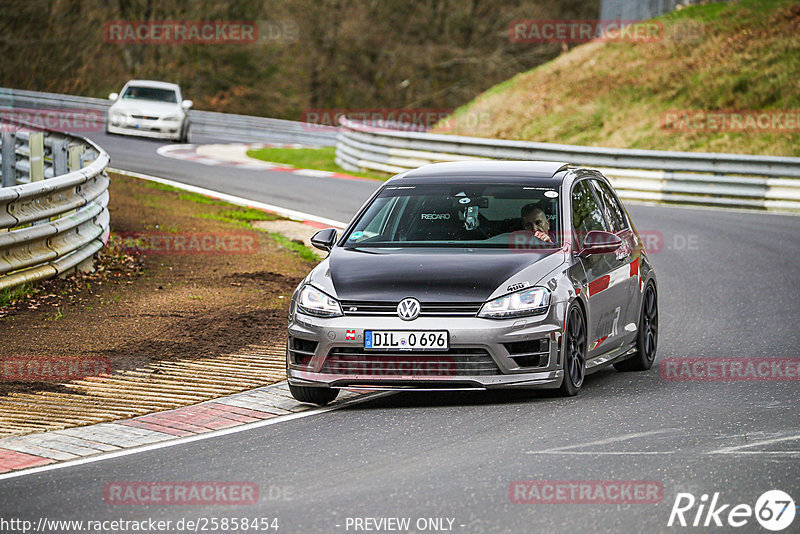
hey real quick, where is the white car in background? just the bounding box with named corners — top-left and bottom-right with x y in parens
top-left (106, 80), bottom-right (191, 142)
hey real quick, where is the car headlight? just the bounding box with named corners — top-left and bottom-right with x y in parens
top-left (162, 114), bottom-right (181, 122)
top-left (478, 287), bottom-right (550, 319)
top-left (296, 285), bottom-right (343, 317)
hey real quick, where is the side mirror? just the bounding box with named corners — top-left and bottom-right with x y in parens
top-left (181, 99), bottom-right (193, 110)
top-left (580, 231), bottom-right (622, 256)
top-left (108, 92), bottom-right (119, 101)
top-left (310, 228), bottom-right (337, 252)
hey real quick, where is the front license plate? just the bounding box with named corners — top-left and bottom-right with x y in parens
top-left (364, 330), bottom-right (448, 351)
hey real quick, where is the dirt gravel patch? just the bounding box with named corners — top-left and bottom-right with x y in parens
top-left (0, 173), bottom-right (318, 434)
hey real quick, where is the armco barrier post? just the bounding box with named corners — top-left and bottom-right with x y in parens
top-left (68, 143), bottom-right (83, 172)
top-left (29, 131), bottom-right (44, 182)
top-left (53, 139), bottom-right (68, 176)
top-left (1, 131), bottom-right (13, 186)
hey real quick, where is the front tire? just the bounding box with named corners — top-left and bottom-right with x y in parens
top-left (289, 383), bottom-right (339, 405)
top-left (178, 122), bottom-right (190, 143)
top-left (614, 282), bottom-right (658, 371)
top-left (558, 304), bottom-right (587, 396)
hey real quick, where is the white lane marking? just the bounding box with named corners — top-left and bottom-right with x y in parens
top-left (710, 451), bottom-right (800, 456)
top-left (529, 432), bottom-right (800, 458)
top-left (708, 433), bottom-right (800, 454)
top-left (537, 451), bottom-right (676, 455)
top-left (537, 450), bottom-right (800, 457)
top-left (0, 392), bottom-right (389, 482)
top-left (525, 429), bottom-right (675, 454)
top-left (108, 168), bottom-right (349, 230)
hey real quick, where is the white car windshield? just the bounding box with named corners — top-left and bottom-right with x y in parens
top-left (344, 182), bottom-right (561, 249)
top-left (121, 86), bottom-right (178, 103)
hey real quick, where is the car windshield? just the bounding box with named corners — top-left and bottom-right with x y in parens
top-left (343, 182), bottom-right (561, 249)
top-left (121, 86), bottom-right (178, 103)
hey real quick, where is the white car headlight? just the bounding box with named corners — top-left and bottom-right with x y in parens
top-left (478, 287), bottom-right (550, 319)
top-left (162, 114), bottom-right (181, 122)
top-left (296, 285), bottom-right (342, 317)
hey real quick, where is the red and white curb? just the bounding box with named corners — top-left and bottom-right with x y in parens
top-left (156, 142), bottom-right (373, 182)
top-left (0, 382), bottom-right (373, 477)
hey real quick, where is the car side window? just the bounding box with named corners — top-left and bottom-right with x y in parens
top-left (571, 180), bottom-right (608, 236)
top-left (592, 180), bottom-right (629, 233)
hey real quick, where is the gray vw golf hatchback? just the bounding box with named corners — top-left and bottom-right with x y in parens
top-left (286, 161), bottom-right (658, 404)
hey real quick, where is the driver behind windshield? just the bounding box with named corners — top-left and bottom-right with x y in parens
top-left (520, 203), bottom-right (553, 243)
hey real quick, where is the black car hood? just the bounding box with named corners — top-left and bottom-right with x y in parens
top-left (328, 246), bottom-right (559, 302)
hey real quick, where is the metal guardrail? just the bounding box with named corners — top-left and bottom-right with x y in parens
top-left (0, 87), bottom-right (338, 147)
top-left (0, 121), bottom-right (110, 291)
top-left (336, 118), bottom-right (800, 213)
top-left (6, 87), bottom-right (798, 213)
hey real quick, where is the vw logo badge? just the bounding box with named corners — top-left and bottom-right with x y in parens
top-left (397, 298), bottom-right (421, 321)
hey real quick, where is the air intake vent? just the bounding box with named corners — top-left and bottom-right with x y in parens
top-left (288, 337), bottom-right (318, 366)
top-left (504, 338), bottom-right (550, 368)
top-left (504, 339), bottom-right (548, 355)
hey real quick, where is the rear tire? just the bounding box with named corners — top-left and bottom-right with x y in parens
top-left (288, 383), bottom-right (339, 405)
top-left (614, 282), bottom-right (658, 371)
top-left (558, 304), bottom-right (586, 396)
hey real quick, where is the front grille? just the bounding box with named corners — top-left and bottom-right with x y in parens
top-left (288, 336), bottom-right (318, 365)
top-left (131, 114), bottom-right (159, 120)
top-left (321, 347), bottom-right (501, 376)
top-left (340, 301), bottom-right (482, 317)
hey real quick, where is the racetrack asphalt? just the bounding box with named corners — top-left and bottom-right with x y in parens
top-left (1, 131), bottom-right (797, 533)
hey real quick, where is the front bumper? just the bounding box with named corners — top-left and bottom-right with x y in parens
top-left (107, 118), bottom-right (185, 140)
top-left (287, 303), bottom-right (567, 391)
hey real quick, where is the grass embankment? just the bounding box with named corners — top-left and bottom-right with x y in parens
top-left (436, 0), bottom-right (800, 156)
top-left (246, 146), bottom-right (389, 180)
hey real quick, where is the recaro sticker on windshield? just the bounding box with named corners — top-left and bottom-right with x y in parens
top-left (421, 213), bottom-right (451, 220)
